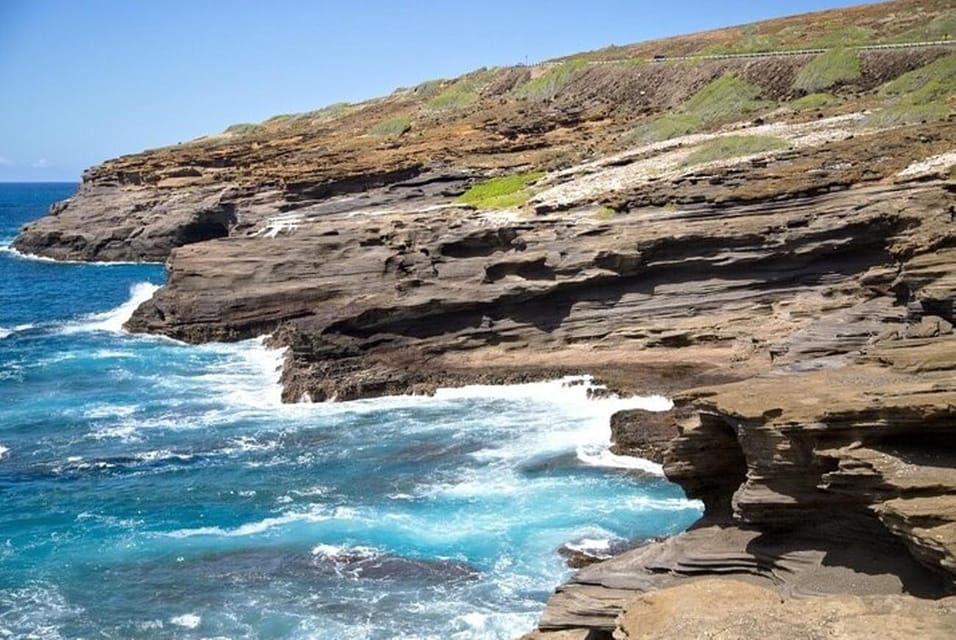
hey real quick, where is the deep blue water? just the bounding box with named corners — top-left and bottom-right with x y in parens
top-left (0, 183), bottom-right (701, 639)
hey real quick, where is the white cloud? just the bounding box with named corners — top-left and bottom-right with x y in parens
top-left (0, 156), bottom-right (12, 167)
top-left (31, 158), bottom-right (50, 169)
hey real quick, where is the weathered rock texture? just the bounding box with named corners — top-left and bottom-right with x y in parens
top-left (11, 1), bottom-right (956, 637)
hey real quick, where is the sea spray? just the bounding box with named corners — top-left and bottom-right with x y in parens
top-left (59, 281), bottom-right (160, 334)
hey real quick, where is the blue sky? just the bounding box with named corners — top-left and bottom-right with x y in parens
top-left (0, 0), bottom-right (865, 181)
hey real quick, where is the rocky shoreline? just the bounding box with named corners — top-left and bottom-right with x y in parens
top-left (13, 3), bottom-right (956, 635)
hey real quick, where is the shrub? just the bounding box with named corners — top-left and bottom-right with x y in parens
top-left (516, 59), bottom-right (588, 101)
top-left (457, 171), bottom-right (545, 209)
top-left (878, 54), bottom-right (956, 106)
top-left (427, 81), bottom-right (480, 111)
top-left (865, 103), bottom-right (951, 128)
top-left (304, 102), bottom-right (354, 122)
top-left (628, 114), bottom-right (702, 145)
top-left (789, 92), bottom-right (836, 111)
top-left (804, 24), bottom-right (875, 48)
top-left (682, 74), bottom-right (770, 122)
top-left (891, 11), bottom-right (956, 43)
top-left (626, 74), bottom-right (771, 144)
top-left (682, 135), bottom-right (789, 166)
top-left (793, 48), bottom-right (862, 93)
top-left (369, 115), bottom-right (412, 137)
top-left (594, 206), bottom-right (617, 220)
top-left (223, 123), bottom-right (262, 136)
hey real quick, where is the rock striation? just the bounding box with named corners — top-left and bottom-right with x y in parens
top-left (11, 1), bottom-right (956, 637)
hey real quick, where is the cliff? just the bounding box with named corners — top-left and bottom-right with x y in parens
top-left (13, 0), bottom-right (956, 636)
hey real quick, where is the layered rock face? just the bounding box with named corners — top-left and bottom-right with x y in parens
top-left (12, 1), bottom-right (956, 636)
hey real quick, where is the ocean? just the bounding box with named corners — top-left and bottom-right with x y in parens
top-left (0, 182), bottom-right (701, 639)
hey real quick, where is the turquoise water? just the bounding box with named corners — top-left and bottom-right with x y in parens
top-left (0, 183), bottom-right (701, 640)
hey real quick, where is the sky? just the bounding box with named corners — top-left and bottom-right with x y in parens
top-left (0, 0), bottom-right (867, 182)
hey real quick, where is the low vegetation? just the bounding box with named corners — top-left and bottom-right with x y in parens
top-left (866, 103), bottom-right (951, 128)
top-left (593, 206), bottom-right (617, 220)
top-left (302, 102), bottom-right (355, 123)
top-left (789, 92), bottom-right (836, 111)
top-left (700, 25), bottom-right (782, 56)
top-left (516, 60), bottom-right (588, 101)
top-left (223, 123), bottom-right (263, 136)
top-left (868, 54), bottom-right (955, 128)
top-left (426, 68), bottom-right (497, 112)
top-left (793, 48), bottom-right (861, 93)
top-left (682, 135), bottom-right (789, 166)
top-left (803, 25), bottom-right (874, 48)
top-left (878, 54), bottom-right (956, 105)
top-left (891, 10), bottom-right (956, 43)
top-left (628, 74), bottom-right (772, 145)
top-left (457, 171), bottom-right (545, 209)
top-left (369, 115), bottom-right (412, 137)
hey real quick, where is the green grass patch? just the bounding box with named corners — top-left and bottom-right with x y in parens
top-left (426, 68), bottom-right (496, 112)
top-left (878, 54), bottom-right (956, 106)
top-left (427, 81), bottom-right (480, 111)
top-left (516, 60), bottom-right (588, 100)
top-left (865, 103), bottom-right (952, 128)
top-left (682, 74), bottom-right (770, 122)
top-left (682, 135), bottom-right (789, 166)
top-left (303, 102), bottom-right (354, 122)
top-left (794, 48), bottom-right (862, 93)
top-left (804, 25), bottom-right (875, 48)
top-left (699, 27), bottom-right (782, 55)
top-left (789, 92), bottom-right (837, 111)
top-left (628, 114), bottom-right (702, 145)
top-left (627, 74), bottom-right (771, 145)
top-left (891, 11), bottom-right (956, 43)
top-left (223, 123), bottom-right (263, 136)
top-left (369, 115), bottom-right (412, 137)
top-left (457, 171), bottom-right (545, 209)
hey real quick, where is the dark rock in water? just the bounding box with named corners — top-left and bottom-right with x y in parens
top-left (558, 538), bottom-right (658, 569)
top-left (609, 409), bottom-right (679, 464)
top-left (106, 546), bottom-right (479, 589)
top-left (310, 547), bottom-right (478, 582)
top-left (519, 452), bottom-right (588, 475)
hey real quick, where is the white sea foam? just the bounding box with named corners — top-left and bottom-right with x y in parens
top-left (311, 543), bottom-right (380, 559)
top-left (83, 404), bottom-right (138, 419)
top-left (60, 282), bottom-right (159, 334)
top-left (447, 610), bottom-right (539, 640)
top-left (164, 505), bottom-right (358, 538)
top-left (564, 537), bottom-right (614, 553)
top-left (218, 435), bottom-right (279, 456)
top-left (0, 323), bottom-right (35, 340)
top-left (0, 243), bottom-right (160, 266)
top-left (134, 449), bottom-right (193, 464)
top-left (623, 495), bottom-right (703, 511)
top-left (0, 444), bottom-right (8, 460)
top-left (576, 445), bottom-right (664, 474)
top-left (0, 584), bottom-right (84, 639)
top-left (87, 424), bottom-right (141, 442)
top-left (169, 613), bottom-right (201, 629)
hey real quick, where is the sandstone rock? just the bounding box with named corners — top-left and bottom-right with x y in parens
top-left (609, 409), bottom-right (678, 463)
top-left (614, 579), bottom-right (956, 640)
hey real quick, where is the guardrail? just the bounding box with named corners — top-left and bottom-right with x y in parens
top-left (535, 39), bottom-right (955, 67)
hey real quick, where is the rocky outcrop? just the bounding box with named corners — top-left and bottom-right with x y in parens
top-left (612, 579), bottom-right (956, 640)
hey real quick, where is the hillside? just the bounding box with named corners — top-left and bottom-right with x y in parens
top-left (13, 0), bottom-right (956, 637)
